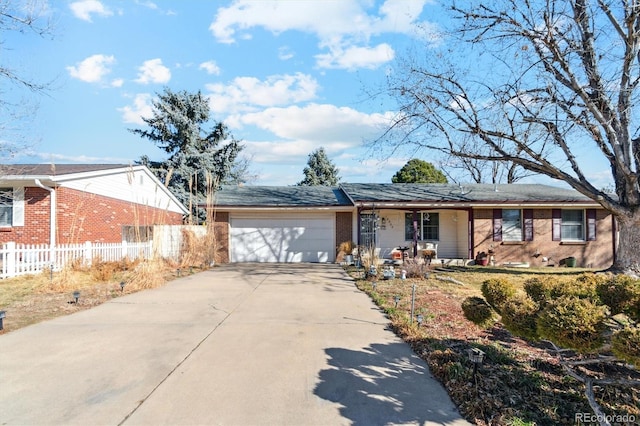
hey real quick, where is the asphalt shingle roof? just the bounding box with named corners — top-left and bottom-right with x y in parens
top-left (214, 185), bottom-right (352, 207)
top-left (0, 164), bottom-right (130, 176)
top-left (340, 183), bottom-right (594, 204)
top-left (214, 183), bottom-right (596, 208)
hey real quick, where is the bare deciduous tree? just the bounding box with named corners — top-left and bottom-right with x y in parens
top-left (0, 0), bottom-right (54, 161)
top-left (379, 0), bottom-right (640, 274)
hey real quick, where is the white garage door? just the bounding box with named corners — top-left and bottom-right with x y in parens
top-left (230, 215), bottom-right (335, 262)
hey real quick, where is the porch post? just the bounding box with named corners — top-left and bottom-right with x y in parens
top-left (467, 208), bottom-right (474, 260)
top-left (413, 210), bottom-right (419, 257)
top-left (356, 206), bottom-right (362, 249)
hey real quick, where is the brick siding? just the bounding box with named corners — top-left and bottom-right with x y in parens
top-left (212, 211), bottom-right (229, 263)
top-left (335, 212), bottom-right (353, 254)
top-left (0, 186), bottom-right (183, 245)
top-left (473, 208), bottom-right (613, 269)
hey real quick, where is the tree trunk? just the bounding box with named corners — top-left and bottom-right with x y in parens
top-left (611, 210), bottom-right (640, 275)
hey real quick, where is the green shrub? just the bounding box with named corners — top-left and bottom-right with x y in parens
top-left (596, 274), bottom-right (640, 321)
top-left (524, 274), bottom-right (600, 306)
top-left (500, 294), bottom-right (540, 341)
top-left (523, 276), bottom-right (559, 305)
top-left (561, 274), bottom-right (601, 299)
top-left (481, 278), bottom-right (516, 313)
top-left (462, 296), bottom-right (496, 328)
top-left (611, 326), bottom-right (640, 367)
top-left (536, 296), bottom-right (608, 353)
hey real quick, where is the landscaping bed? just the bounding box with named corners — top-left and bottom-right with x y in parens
top-left (350, 265), bottom-right (640, 425)
top-left (0, 259), bottom-right (192, 334)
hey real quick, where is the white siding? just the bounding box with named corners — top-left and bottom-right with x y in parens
top-left (377, 211), bottom-right (403, 258)
top-left (455, 211), bottom-right (470, 258)
top-left (374, 209), bottom-right (471, 260)
top-left (60, 168), bottom-right (184, 214)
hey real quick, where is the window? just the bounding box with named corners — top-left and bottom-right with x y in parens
top-left (553, 209), bottom-right (595, 241)
top-left (405, 212), bottom-right (439, 241)
top-left (493, 209), bottom-right (534, 242)
top-left (561, 210), bottom-right (584, 241)
top-left (502, 209), bottom-right (522, 241)
top-left (422, 212), bottom-right (439, 240)
top-left (0, 188), bottom-right (12, 227)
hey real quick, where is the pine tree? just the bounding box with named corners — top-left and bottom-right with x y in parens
top-left (131, 88), bottom-right (244, 221)
top-left (297, 147), bottom-right (340, 186)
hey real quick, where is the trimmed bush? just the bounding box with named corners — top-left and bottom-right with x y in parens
top-left (500, 294), bottom-right (540, 341)
top-left (611, 326), bottom-right (640, 367)
top-left (536, 296), bottom-right (608, 353)
top-left (462, 296), bottom-right (496, 328)
top-left (561, 274), bottom-right (601, 299)
top-left (523, 276), bottom-right (559, 305)
top-left (596, 274), bottom-right (640, 321)
top-left (481, 278), bottom-right (516, 313)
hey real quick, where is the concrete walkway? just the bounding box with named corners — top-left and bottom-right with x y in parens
top-left (0, 264), bottom-right (470, 426)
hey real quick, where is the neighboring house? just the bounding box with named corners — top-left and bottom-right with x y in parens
top-left (210, 183), bottom-right (615, 269)
top-left (0, 164), bottom-right (188, 246)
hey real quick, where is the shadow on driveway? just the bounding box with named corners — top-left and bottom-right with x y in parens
top-left (314, 342), bottom-right (468, 425)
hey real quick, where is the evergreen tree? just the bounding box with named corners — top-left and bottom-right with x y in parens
top-left (131, 88), bottom-right (244, 221)
top-left (297, 147), bottom-right (340, 186)
top-left (391, 159), bottom-right (447, 184)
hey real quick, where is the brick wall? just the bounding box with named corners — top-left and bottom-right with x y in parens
top-left (212, 211), bottom-right (229, 263)
top-left (335, 212), bottom-right (353, 255)
top-left (473, 208), bottom-right (614, 269)
top-left (0, 186), bottom-right (184, 245)
top-left (0, 187), bottom-right (50, 244)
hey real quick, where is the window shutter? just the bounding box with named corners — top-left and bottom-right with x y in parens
top-left (587, 209), bottom-right (596, 241)
top-left (552, 209), bottom-right (561, 241)
top-left (523, 209), bottom-right (534, 241)
top-left (493, 209), bottom-right (502, 242)
top-left (13, 187), bottom-right (24, 226)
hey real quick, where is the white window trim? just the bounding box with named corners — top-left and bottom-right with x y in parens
top-left (561, 209), bottom-right (585, 242)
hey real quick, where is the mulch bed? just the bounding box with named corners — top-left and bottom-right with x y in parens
top-left (357, 278), bottom-right (640, 425)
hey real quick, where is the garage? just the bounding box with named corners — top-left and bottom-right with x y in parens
top-left (230, 214), bottom-right (335, 263)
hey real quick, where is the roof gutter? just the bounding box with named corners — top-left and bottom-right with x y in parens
top-left (34, 179), bottom-right (56, 251)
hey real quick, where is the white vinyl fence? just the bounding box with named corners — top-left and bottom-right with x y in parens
top-left (0, 241), bottom-right (154, 279)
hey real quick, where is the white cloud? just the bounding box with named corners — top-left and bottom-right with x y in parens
top-left (236, 103), bottom-right (391, 145)
top-left (316, 43), bottom-right (394, 71)
top-left (278, 46), bottom-right (294, 61)
top-left (205, 73), bottom-right (319, 114)
top-left (69, 0), bottom-right (113, 22)
top-left (210, 0), bottom-right (437, 70)
top-left (111, 78), bottom-right (124, 88)
top-left (134, 59), bottom-right (171, 84)
top-left (135, 0), bottom-right (158, 10)
top-left (27, 151), bottom-right (130, 163)
top-left (66, 54), bottom-right (115, 83)
top-left (118, 93), bottom-right (154, 125)
top-left (199, 60), bottom-right (221, 75)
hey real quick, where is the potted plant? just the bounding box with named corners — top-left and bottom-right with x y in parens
top-left (337, 241), bottom-right (355, 265)
top-left (476, 251), bottom-right (489, 266)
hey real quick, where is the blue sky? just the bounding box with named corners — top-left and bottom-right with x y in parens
top-left (4, 0), bottom-right (613, 188)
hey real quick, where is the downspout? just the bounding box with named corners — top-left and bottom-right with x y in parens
top-left (34, 180), bottom-right (56, 261)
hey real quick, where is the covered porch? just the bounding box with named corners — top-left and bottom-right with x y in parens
top-left (356, 207), bottom-right (474, 263)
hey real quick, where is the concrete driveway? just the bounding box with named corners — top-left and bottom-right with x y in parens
top-left (0, 263), bottom-right (470, 426)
